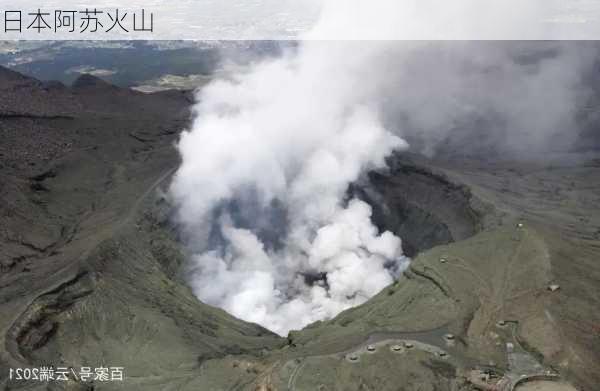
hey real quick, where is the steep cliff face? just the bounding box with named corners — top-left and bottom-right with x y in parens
top-left (350, 154), bottom-right (489, 258)
top-left (1, 69), bottom-right (598, 391)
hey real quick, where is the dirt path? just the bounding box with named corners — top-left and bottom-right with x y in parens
top-left (515, 380), bottom-right (578, 391)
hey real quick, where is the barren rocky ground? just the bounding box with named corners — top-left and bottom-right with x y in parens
top-left (0, 66), bottom-right (598, 391)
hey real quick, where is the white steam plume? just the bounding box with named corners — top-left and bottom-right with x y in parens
top-left (171, 39), bottom-right (409, 335)
top-left (171, 1), bottom-right (595, 336)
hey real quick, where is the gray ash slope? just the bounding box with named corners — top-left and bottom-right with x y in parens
top-left (0, 68), bottom-right (283, 391)
top-left (0, 68), bottom-right (599, 391)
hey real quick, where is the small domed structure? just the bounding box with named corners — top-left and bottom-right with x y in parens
top-left (444, 333), bottom-right (455, 341)
top-left (366, 345), bottom-right (376, 352)
top-left (404, 341), bottom-right (414, 349)
top-left (391, 345), bottom-right (403, 352)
